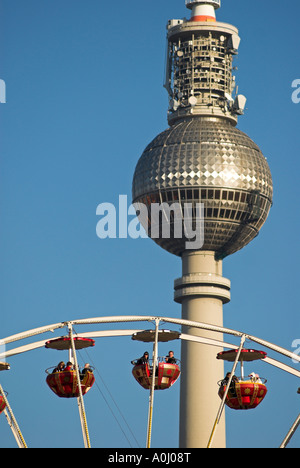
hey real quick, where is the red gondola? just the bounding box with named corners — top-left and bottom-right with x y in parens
top-left (0, 363), bottom-right (9, 414)
top-left (45, 336), bottom-right (95, 398)
top-left (132, 360), bottom-right (180, 390)
top-left (0, 395), bottom-right (6, 414)
top-left (218, 379), bottom-right (268, 410)
top-left (46, 368), bottom-right (95, 398)
top-left (217, 348), bottom-right (268, 410)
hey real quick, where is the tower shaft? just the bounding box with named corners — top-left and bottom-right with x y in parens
top-left (175, 251), bottom-right (230, 447)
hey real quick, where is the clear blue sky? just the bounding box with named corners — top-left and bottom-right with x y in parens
top-left (0, 0), bottom-right (299, 448)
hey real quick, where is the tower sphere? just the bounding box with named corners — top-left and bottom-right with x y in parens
top-left (132, 1), bottom-right (273, 259)
top-left (132, 116), bottom-right (273, 258)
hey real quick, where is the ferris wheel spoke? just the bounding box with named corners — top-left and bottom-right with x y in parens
top-left (280, 413), bottom-right (300, 448)
top-left (180, 333), bottom-right (238, 350)
top-left (1, 339), bottom-right (61, 359)
top-left (2, 322), bottom-right (66, 345)
top-left (180, 334), bottom-right (300, 378)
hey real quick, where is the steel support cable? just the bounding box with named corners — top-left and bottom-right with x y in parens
top-left (93, 376), bottom-right (135, 448)
top-left (89, 362), bottom-right (140, 448)
top-left (76, 352), bottom-right (136, 448)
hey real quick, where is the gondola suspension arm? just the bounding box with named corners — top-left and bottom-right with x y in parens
top-left (0, 384), bottom-right (27, 448)
top-left (68, 324), bottom-right (91, 449)
top-left (146, 318), bottom-right (160, 449)
top-left (207, 334), bottom-right (246, 448)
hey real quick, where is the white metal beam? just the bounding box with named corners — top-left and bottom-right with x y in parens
top-left (1, 315), bottom-right (299, 369)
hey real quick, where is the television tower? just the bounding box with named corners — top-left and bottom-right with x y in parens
top-left (132, 0), bottom-right (273, 448)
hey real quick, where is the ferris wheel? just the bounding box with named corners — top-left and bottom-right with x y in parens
top-left (0, 315), bottom-right (299, 449)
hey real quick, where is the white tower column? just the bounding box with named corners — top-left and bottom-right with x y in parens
top-left (174, 251), bottom-right (230, 448)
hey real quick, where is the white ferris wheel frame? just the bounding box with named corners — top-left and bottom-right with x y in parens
top-left (0, 314), bottom-right (299, 449)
